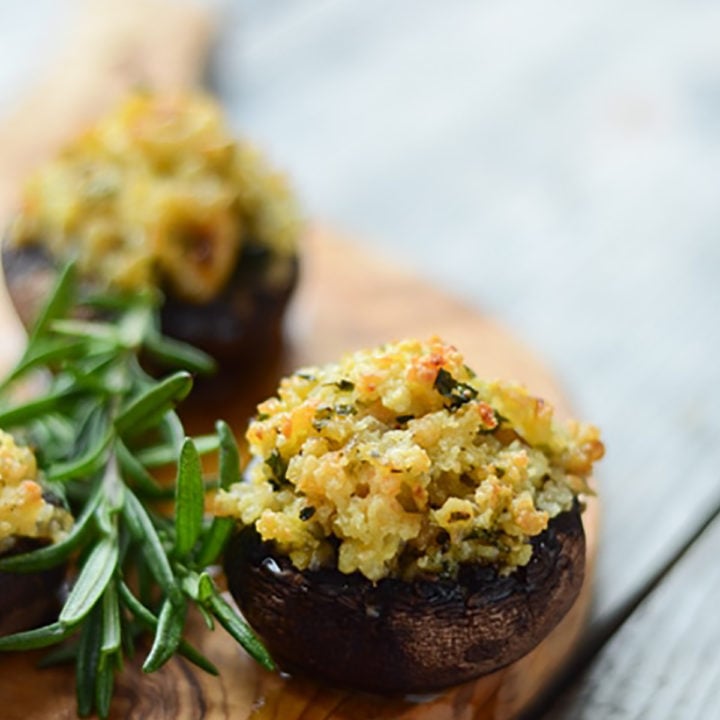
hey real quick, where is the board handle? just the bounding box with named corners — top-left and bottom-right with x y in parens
top-left (0, 0), bottom-right (212, 222)
top-left (0, 0), bottom-right (213, 362)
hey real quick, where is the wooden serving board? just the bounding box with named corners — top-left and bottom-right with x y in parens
top-left (0, 3), bottom-right (598, 717)
top-left (0, 227), bottom-right (599, 720)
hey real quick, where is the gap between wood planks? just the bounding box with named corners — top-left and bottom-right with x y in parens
top-left (518, 494), bottom-right (720, 720)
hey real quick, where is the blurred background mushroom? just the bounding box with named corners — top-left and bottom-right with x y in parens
top-left (1, 0), bottom-right (719, 715)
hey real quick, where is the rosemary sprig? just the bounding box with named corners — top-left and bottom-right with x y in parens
top-left (0, 264), bottom-right (273, 717)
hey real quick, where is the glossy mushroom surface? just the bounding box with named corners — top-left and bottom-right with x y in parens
top-left (2, 241), bottom-right (298, 368)
top-left (0, 538), bottom-right (65, 636)
top-left (225, 502), bottom-right (586, 694)
top-left (159, 244), bottom-right (298, 366)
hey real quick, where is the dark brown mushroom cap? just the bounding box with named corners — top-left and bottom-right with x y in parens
top-left (158, 244), bottom-right (298, 366)
top-left (0, 538), bottom-right (66, 637)
top-left (1, 240), bottom-right (299, 368)
top-left (225, 503), bottom-right (586, 694)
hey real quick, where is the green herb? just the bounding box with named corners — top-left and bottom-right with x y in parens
top-left (114, 372), bottom-right (194, 436)
top-left (59, 534), bottom-right (119, 627)
top-left (76, 603), bottom-right (102, 716)
top-left (335, 379), bottom-right (354, 391)
top-left (206, 586), bottom-right (274, 669)
top-left (299, 506), bottom-right (316, 521)
top-left (265, 448), bottom-right (288, 490)
top-left (0, 264), bottom-right (270, 718)
top-left (133, 433), bottom-right (219, 469)
top-left (143, 332), bottom-right (217, 375)
top-left (433, 368), bottom-right (478, 410)
top-left (173, 439), bottom-right (204, 558)
top-left (312, 406), bottom-right (333, 431)
top-left (334, 404), bottom-right (357, 416)
top-left (463, 364), bottom-right (477, 379)
top-left (311, 402), bottom-right (358, 431)
top-left (0, 621), bottom-right (73, 651)
top-left (142, 596), bottom-right (186, 673)
top-left (196, 421), bottom-right (239, 567)
top-left (314, 406), bottom-right (334, 421)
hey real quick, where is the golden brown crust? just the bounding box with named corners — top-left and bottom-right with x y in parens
top-left (8, 93), bottom-right (301, 303)
top-left (216, 338), bottom-right (602, 580)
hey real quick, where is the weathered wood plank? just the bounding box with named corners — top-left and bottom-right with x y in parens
top-left (4, 0), bottom-right (720, 653)
top-left (0, 3), bottom-right (600, 716)
top-left (0, 226), bottom-right (601, 720)
top-left (211, 0), bottom-right (720, 640)
top-left (540, 510), bottom-right (720, 720)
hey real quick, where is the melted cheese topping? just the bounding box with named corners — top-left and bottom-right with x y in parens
top-left (0, 430), bottom-right (73, 553)
top-left (214, 338), bottom-right (604, 581)
top-left (10, 92), bottom-right (301, 303)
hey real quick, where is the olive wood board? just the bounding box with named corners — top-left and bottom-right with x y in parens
top-left (0, 226), bottom-right (599, 720)
top-left (0, 1), bottom-right (597, 716)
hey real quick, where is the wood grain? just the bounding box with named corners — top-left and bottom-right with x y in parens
top-left (542, 512), bottom-right (720, 720)
top-left (0, 2), bottom-right (598, 717)
top-left (0, 227), bottom-right (599, 720)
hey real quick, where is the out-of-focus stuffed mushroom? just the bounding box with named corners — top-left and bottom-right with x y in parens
top-left (2, 92), bottom-right (301, 368)
top-left (0, 430), bottom-right (73, 636)
top-left (216, 337), bottom-right (604, 694)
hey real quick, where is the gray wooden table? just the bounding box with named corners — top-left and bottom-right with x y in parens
top-left (2, 1), bottom-right (720, 717)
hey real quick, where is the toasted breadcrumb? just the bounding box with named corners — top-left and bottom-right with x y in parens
top-left (10, 92), bottom-right (301, 303)
top-left (214, 338), bottom-right (604, 581)
top-left (0, 430), bottom-right (73, 553)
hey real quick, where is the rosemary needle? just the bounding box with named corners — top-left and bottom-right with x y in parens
top-left (0, 263), bottom-right (274, 718)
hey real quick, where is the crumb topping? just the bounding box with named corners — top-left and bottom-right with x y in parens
top-left (0, 430), bottom-right (73, 554)
top-left (10, 92), bottom-right (301, 303)
top-left (214, 338), bottom-right (604, 581)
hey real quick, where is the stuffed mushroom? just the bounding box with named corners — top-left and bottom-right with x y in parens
top-left (0, 430), bottom-right (73, 636)
top-left (215, 337), bottom-right (604, 693)
top-left (2, 92), bottom-right (301, 368)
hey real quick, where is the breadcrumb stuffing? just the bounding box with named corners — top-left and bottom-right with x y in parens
top-left (214, 338), bottom-right (604, 581)
top-left (0, 430), bottom-right (73, 554)
top-left (10, 92), bottom-right (301, 304)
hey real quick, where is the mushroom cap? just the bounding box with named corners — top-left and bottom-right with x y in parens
top-left (158, 244), bottom-right (298, 366)
top-left (0, 538), bottom-right (66, 636)
top-left (225, 503), bottom-right (586, 694)
top-left (1, 241), bottom-right (298, 368)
